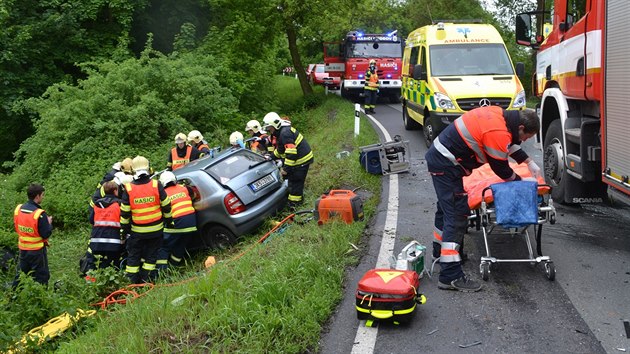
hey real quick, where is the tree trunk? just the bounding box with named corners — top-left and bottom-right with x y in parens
top-left (285, 21), bottom-right (313, 96)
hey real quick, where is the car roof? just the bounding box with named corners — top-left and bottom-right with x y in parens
top-left (172, 147), bottom-right (259, 174)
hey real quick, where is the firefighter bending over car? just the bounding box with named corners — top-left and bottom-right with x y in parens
top-left (187, 130), bottom-right (211, 157)
top-left (364, 59), bottom-right (379, 114)
top-left (120, 156), bottom-right (172, 284)
top-left (263, 112), bottom-right (314, 209)
top-left (245, 119), bottom-right (273, 155)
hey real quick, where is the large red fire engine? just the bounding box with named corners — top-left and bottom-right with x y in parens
top-left (324, 30), bottom-right (403, 102)
top-left (516, 0), bottom-right (630, 204)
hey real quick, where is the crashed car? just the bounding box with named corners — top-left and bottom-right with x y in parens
top-left (173, 147), bottom-right (288, 250)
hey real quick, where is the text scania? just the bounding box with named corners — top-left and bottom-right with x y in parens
top-left (443, 39), bottom-right (490, 43)
top-left (134, 196), bottom-right (155, 204)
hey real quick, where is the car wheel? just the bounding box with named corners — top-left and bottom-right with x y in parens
top-left (402, 102), bottom-right (421, 131)
top-left (543, 120), bottom-right (567, 202)
top-left (423, 115), bottom-right (436, 147)
top-left (203, 224), bottom-right (237, 250)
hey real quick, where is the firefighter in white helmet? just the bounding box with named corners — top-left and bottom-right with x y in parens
top-left (119, 156), bottom-right (172, 284)
top-left (364, 59), bottom-right (379, 114)
top-left (187, 130), bottom-right (211, 157)
top-left (155, 171), bottom-right (197, 271)
top-left (244, 119), bottom-right (273, 154)
top-left (167, 132), bottom-right (201, 171)
top-left (263, 112), bottom-right (314, 209)
top-left (229, 131), bottom-right (245, 148)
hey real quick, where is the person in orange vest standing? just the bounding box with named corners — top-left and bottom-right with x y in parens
top-left (425, 106), bottom-right (541, 292)
top-left (12, 183), bottom-right (53, 287)
top-left (363, 59), bottom-right (379, 114)
top-left (156, 171), bottom-right (197, 271)
top-left (167, 133), bottom-right (201, 171)
top-left (187, 130), bottom-right (211, 157)
top-left (120, 156), bottom-right (172, 284)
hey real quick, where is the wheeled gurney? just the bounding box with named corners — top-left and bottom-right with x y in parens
top-left (463, 163), bottom-right (557, 281)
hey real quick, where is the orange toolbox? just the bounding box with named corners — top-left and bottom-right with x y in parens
top-left (314, 190), bottom-right (364, 225)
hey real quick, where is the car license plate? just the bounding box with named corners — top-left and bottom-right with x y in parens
top-left (250, 174), bottom-right (274, 192)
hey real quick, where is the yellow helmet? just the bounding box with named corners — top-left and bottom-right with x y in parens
top-left (120, 157), bottom-right (134, 174)
top-left (229, 131), bottom-right (244, 146)
top-left (245, 120), bottom-right (262, 133)
top-left (187, 130), bottom-right (203, 144)
top-left (369, 59), bottom-right (376, 65)
top-left (132, 155), bottom-right (150, 172)
top-left (174, 133), bottom-right (187, 144)
top-left (262, 112), bottom-right (282, 130)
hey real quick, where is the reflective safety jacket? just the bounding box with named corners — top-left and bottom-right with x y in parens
top-left (120, 177), bottom-right (172, 236)
top-left (249, 132), bottom-right (273, 154)
top-left (272, 126), bottom-right (314, 169)
top-left (89, 195), bottom-right (124, 252)
top-left (170, 146), bottom-right (192, 171)
top-left (364, 69), bottom-right (379, 91)
top-left (14, 201), bottom-right (52, 251)
top-left (195, 141), bottom-right (210, 156)
top-left (432, 106), bottom-right (529, 180)
top-left (164, 184), bottom-right (197, 234)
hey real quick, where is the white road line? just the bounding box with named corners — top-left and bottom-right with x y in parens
top-left (351, 112), bottom-right (399, 354)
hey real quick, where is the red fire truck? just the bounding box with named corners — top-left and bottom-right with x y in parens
top-left (515, 0), bottom-right (630, 205)
top-left (324, 30), bottom-right (403, 102)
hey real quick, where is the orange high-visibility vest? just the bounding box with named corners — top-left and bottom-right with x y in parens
top-left (165, 184), bottom-right (195, 219)
top-left (93, 203), bottom-right (121, 228)
top-left (171, 146), bottom-right (192, 170)
top-left (125, 180), bottom-right (162, 225)
top-left (453, 106), bottom-right (512, 164)
top-left (197, 143), bottom-right (209, 152)
top-left (14, 204), bottom-right (45, 251)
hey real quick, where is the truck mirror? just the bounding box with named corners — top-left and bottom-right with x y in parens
top-left (515, 62), bottom-right (525, 77)
top-left (515, 13), bottom-right (533, 46)
top-left (412, 64), bottom-right (426, 81)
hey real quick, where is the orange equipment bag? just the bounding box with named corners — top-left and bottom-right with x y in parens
top-left (314, 190), bottom-right (364, 225)
top-left (355, 269), bottom-right (423, 324)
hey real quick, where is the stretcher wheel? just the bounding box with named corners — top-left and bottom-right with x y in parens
top-left (480, 262), bottom-right (490, 281)
top-left (544, 261), bottom-right (556, 281)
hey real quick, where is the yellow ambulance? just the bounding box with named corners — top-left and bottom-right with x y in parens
top-left (401, 21), bottom-right (526, 147)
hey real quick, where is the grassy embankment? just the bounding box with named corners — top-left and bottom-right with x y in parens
top-left (13, 77), bottom-right (382, 353)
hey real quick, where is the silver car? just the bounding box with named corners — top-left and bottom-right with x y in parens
top-left (173, 147), bottom-right (288, 250)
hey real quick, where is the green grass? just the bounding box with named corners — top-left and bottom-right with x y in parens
top-left (1, 78), bottom-right (382, 353)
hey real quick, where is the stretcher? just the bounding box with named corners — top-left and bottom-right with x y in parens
top-left (463, 163), bottom-right (557, 281)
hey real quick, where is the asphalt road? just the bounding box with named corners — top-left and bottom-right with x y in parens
top-left (319, 101), bottom-right (630, 354)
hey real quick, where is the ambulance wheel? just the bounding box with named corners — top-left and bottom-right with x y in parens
top-left (423, 115), bottom-right (436, 148)
top-left (544, 261), bottom-right (556, 281)
top-left (203, 224), bottom-right (237, 250)
top-left (402, 102), bottom-right (421, 130)
top-left (480, 262), bottom-right (490, 281)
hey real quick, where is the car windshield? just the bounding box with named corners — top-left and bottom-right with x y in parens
top-left (205, 150), bottom-right (265, 184)
top-left (315, 65), bottom-right (325, 73)
top-left (429, 43), bottom-right (514, 76)
top-left (346, 41), bottom-right (402, 58)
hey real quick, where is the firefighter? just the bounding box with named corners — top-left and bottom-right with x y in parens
top-left (82, 181), bottom-right (125, 275)
top-left (263, 112), bottom-right (314, 208)
top-left (120, 156), bottom-right (172, 284)
top-left (156, 171), bottom-right (197, 271)
top-left (12, 183), bottom-right (53, 287)
top-left (244, 119), bottom-right (273, 155)
top-left (187, 130), bottom-right (211, 157)
top-left (364, 59), bottom-right (379, 114)
top-left (425, 106), bottom-right (540, 292)
top-left (229, 131), bottom-right (245, 148)
top-left (167, 133), bottom-right (201, 171)
top-left (90, 158), bottom-right (133, 209)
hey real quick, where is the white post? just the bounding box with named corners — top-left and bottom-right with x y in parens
top-left (354, 103), bottom-right (361, 137)
top-left (325, 85), bottom-right (329, 95)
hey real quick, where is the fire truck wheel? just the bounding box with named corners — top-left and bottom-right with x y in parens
top-left (543, 120), bottom-right (567, 202)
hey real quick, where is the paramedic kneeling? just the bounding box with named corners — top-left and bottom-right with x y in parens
top-left (425, 106), bottom-right (540, 292)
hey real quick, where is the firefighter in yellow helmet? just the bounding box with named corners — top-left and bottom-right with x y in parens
top-left (167, 133), bottom-right (201, 171)
top-left (187, 130), bottom-right (211, 157)
top-left (90, 157), bottom-right (133, 209)
top-left (263, 112), bottom-right (314, 209)
top-left (229, 131), bottom-right (245, 148)
top-left (364, 59), bottom-right (379, 114)
top-left (245, 119), bottom-right (273, 155)
top-left (119, 156), bottom-right (172, 284)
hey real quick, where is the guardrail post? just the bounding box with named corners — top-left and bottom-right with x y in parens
top-left (354, 103), bottom-right (361, 137)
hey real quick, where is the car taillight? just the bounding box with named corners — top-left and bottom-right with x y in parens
top-left (224, 192), bottom-right (246, 215)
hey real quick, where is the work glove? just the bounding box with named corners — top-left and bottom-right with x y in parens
top-left (275, 160), bottom-right (283, 168)
top-left (527, 160), bottom-right (542, 179)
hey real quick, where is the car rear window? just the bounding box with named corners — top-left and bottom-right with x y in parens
top-left (205, 150), bottom-right (266, 184)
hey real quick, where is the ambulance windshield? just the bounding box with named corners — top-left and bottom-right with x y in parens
top-left (429, 43), bottom-right (514, 76)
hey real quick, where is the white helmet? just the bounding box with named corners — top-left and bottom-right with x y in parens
top-left (112, 161), bottom-right (122, 171)
top-left (229, 131), bottom-right (244, 146)
top-left (263, 112), bottom-right (282, 130)
top-left (187, 130), bottom-right (203, 144)
top-left (132, 155), bottom-right (150, 177)
top-left (174, 133), bottom-right (187, 144)
top-left (245, 120), bottom-right (262, 133)
top-left (159, 171), bottom-right (177, 187)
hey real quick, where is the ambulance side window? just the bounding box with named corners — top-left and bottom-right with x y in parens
top-left (420, 47), bottom-right (427, 78)
top-left (408, 46), bottom-right (419, 77)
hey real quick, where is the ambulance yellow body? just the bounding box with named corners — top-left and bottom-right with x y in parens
top-left (401, 22), bottom-right (526, 147)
